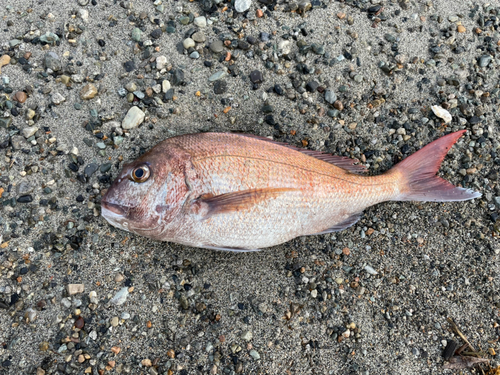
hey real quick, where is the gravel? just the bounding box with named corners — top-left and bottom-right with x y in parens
top-left (0, 0), bottom-right (499, 374)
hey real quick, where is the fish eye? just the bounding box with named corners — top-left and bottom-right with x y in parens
top-left (131, 165), bottom-right (150, 183)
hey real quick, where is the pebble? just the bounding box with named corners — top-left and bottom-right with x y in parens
top-left (241, 331), bottom-right (253, 341)
top-left (67, 284), bottom-right (85, 295)
top-left (80, 83), bottom-right (98, 100)
top-left (110, 317), bottom-right (119, 327)
top-left (210, 40), bottom-right (224, 53)
top-left (22, 126), bottom-right (38, 138)
top-left (249, 350), bottom-right (260, 360)
top-left (250, 70), bottom-right (263, 83)
top-left (209, 71), bottom-right (227, 82)
top-left (77, 9), bottom-right (89, 21)
top-left (478, 55), bottom-right (491, 67)
top-left (0, 55), bottom-right (11, 74)
top-left (162, 80), bottom-right (171, 93)
top-left (170, 69), bottom-right (185, 86)
top-left (52, 93), bottom-right (66, 105)
top-left (325, 89), bottom-right (337, 104)
top-left (183, 38), bottom-right (195, 49)
top-left (235, 0), bottom-right (251, 12)
top-left (44, 52), bottom-right (62, 71)
top-left (110, 287), bottom-right (129, 305)
top-left (131, 28), bottom-right (142, 42)
top-left (150, 28), bottom-right (162, 39)
top-left (13, 91), bottom-right (27, 103)
top-left (122, 106), bottom-right (145, 130)
top-left (431, 105), bottom-right (452, 123)
top-left (40, 31), bottom-right (59, 45)
top-left (192, 32), bottom-right (206, 43)
top-left (214, 80), bottom-right (227, 94)
top-left (364, 265), bottom-right (378, 275)
top-left (194, 16), bottom-right (207, 28)
top-left (156, 56), bottom-right (167, 70)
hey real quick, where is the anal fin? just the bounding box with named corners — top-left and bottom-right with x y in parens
top-left (202, 245), bottom-right (261, 252)
top-left (312, 212), bottom-right (363, 235)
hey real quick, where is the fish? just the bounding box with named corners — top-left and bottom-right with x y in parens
top-left (101, 130), bottom-right (481, 251)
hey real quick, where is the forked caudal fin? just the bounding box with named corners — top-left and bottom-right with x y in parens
top-left (390, 130), bottom-right (481, 202)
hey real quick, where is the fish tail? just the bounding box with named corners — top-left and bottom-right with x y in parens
top-left (390, 130), bottom-right (481, 202)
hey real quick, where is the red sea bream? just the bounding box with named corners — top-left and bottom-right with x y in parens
top-left (101, 131), bottom-right (481, 251)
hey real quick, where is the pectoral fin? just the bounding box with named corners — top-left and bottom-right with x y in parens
top-left (191, 188), bottom-right (293, 218)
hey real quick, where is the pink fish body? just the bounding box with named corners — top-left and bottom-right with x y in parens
top-left (101, 131), bottom-right (480, 251)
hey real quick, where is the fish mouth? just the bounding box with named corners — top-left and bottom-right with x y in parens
top-left (101, 200), bottom-right (129, 216)
top-left (101, 200), bottom-right (162, 234)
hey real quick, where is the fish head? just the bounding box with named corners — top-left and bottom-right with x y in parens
top-left (101, 149), bottom-right (178, 237)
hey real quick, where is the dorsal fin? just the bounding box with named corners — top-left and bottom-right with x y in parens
top-left (237, 133), bottom-right (367, 174)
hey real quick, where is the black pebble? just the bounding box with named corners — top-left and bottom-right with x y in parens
top-left (213, 80), bottom-right (227, 95)
top-left (274, 84), bottom-right (284, 95)
top-left (150, 29), bottom-right (163, 39)
top-left (17, 195), bottom-right (33, 203)
top-left (249, 70), bottom-right (263, 84)
top-left (97, 39), bottom-right (105, 47)
top-left (164, 88), bottom-right (174, 101)
top-left (306, 81), bottom-right (319, 92)
top-left (123, 60), bottom-right (135, 72)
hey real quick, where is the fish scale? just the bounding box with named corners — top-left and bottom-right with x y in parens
top-left (101, 131), bottom-right (480, 251)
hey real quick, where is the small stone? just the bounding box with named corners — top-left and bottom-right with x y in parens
top-left (40, 31), bottom-right (60, 45)
top-left (183, 38), bottom-right (195, 49)
top-left (110, 317), bottom-right (119, 327)
top-left (13, 91), bottom-right (27, 103)
top-left (192, 31), bottom-right (206, 43)
top-left (22, 126), bottom-right (38, 139)
top-left (333, 100), bottom-right (344, 111)
top-left (241, 331), bottom-right (253, 341)
top-left (170, 69), bottom-right (185, 86)
top-left (478, 55), bottom-right (491, 68)
top-left (125, 82), bottom-right (137, 92)
top-left (210, 40), bottom-right (224, 53)
top-left (80, 84), bottom-right (98, 100)
top-left (131, 28), bottom-right (142, 42)
top-left (77, 9), bottom-right (89, 21)
top-left (364, 265), bottom-right (378, 275)
top-left (141, 359), bottom-right (152, 367)
top-left (67, 284), bottom-right (85, 295)
top-left (214, 80), bottom-right (227, 94)
top-left (122, 106), bottom-right (145, 130)
top-left (52, 93), bottom-right (66, 105)
top-left (325, 89), bottom-right (336, 104)
top-left (156, 56), bottom-right (167, 70)
top-left (17, 181), bottom-right (33, 195)
top-left (110, 287), bottom-right (129, 305)
top-left (431, 105), bottom-right (452, 123)
top-left (123, 60), bottom-right (135, 72)
top-left (250, 70), bottom-right (263, 84)
top-left (190, 51), bottom-right (200, 59)
top-left (194, 16), bottom-right (207, 28)
top-left (235, 0), bottom-right (251, 12)
top-left (44, 52), bottom-right (61, 71)
top-left (0, 55), bottom-right (11, 74)
top-left (249, 350), bottom-right (260, 360)
top-left (150, 29), bottom-right (162, 39)
top-left (457, 25), bottom-right (466, 33)
top-left (306, 81), bottom-right (319, 92)
top-left (162, 80), bottom-right (171, 93)
top-left (209, 71), bottom-right (227, 82)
